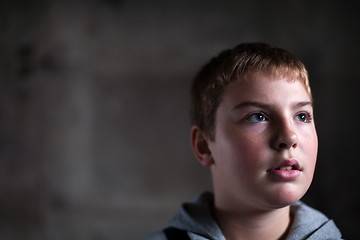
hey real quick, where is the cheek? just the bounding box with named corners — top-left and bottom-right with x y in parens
top-left (308, 141), bottom-right (318, 171)
top-left (305, 130), bottom-right (318, 161)
top-left (298, 124), bottom-right (318, 154)
top-left (226, 134), bottom-right (266, 174)
top-left (301, 130), bottom-right (318, 176)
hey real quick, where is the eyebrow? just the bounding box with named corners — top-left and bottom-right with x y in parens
top-left (294, 101), bottom-right (313, 108)
top-left (233, 101), bottom-right (269, 110)
top-left (233, 101), bottom-right (313, 110)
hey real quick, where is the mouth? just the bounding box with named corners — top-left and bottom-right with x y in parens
top-left (270, 159), bottom-right (301, 171)
top-left (267, 159), bottom-right (301, 180)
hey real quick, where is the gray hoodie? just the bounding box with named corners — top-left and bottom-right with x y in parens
top-left (140, 192), bottom-right (342, 240)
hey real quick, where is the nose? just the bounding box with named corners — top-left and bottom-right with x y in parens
top-left (271, 123), bottom-right (298, 150)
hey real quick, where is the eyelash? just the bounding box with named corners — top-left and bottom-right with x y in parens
top-left (245, 112), bottom-right (268, 122)
top-left (295, 112), bottom-right (313, 123)
top-left (244, 111), bottom-right (313, 123)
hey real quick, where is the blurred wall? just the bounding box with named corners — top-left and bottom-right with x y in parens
top-left (1, 0), bottom-right (359, 239)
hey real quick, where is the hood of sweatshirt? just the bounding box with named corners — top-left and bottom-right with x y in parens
top-left (167, 192), bottom-right (342, 240)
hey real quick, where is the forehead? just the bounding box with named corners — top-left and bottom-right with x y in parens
top-left (220, 71), bottom-right (312, 106)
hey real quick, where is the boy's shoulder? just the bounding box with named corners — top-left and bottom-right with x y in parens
top-left (138, 191), bottom-right (220, 240)
top-left (287, 201), bottom-right (342, 240)
top-left (138, 192), bottom-right (343, 240)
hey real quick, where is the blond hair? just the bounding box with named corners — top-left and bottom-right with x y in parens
top-left (190, 42), bottom-right (311, 140)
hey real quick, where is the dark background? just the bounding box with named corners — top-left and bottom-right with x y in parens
top-left (1, 0), bottom-right (359, 239)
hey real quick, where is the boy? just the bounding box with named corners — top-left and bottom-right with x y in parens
top-left (140, 43), bottom-right (342, 239)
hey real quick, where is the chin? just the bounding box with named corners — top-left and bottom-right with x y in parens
top-left (264, 184), bottom-right (309, 209)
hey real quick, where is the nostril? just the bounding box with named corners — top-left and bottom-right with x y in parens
top-left (273, 129), bottom-right (298, 150)
top-left (279, 143), bottom-right (287, 149)
top-left (278, 142), bottom-right (297, 149)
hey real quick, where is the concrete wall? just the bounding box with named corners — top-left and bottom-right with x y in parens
top-left (1, 0), bottom-right (359, 239)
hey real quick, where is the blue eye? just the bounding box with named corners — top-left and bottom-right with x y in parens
top-left (295, 112), bottom-right (312, 123)
top-left (246, 112), bottom-right (268, 122)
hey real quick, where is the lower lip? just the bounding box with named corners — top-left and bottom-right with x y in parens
top-left (267, 169), bottom-right (301, 180)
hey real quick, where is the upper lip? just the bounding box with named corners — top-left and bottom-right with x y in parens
top-left (268, 159), bottom-right (301, 171)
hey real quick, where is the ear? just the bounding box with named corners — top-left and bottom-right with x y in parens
top-left (190, 125), bottom-right (214, 166)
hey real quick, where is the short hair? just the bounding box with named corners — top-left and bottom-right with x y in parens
top-left (190, 42), bottom-right (311, 140)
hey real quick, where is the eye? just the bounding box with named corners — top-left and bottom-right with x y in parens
top-left (246, 112), bottom-right (268, 122)
top-left (295, 112), bottom-right (313, 123)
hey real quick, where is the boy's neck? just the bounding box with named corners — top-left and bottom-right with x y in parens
top-left (213, 204), bottom-right (292, 240)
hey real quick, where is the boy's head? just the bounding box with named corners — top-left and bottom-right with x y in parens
top-left (190, 42), bottom-right (318, 210)
top-left (190, 42), bottom-right (311, 140)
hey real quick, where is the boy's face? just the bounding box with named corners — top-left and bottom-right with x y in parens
top-left (208, 71), bottom-right (318, 210)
